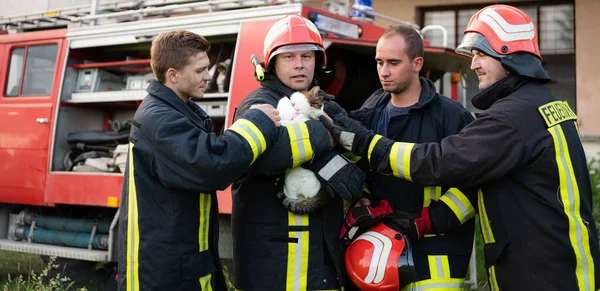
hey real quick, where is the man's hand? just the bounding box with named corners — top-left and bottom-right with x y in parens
top-left (318, 114), bottom-right (375, 157)
top-left (323, 100), bottom-right (347, 117)
top-left (384, 207), bottom-right (432, 243)
top-left (250, 104), bottom-right (281, 127)
top-left (339, 200), bottom-right (394, 241)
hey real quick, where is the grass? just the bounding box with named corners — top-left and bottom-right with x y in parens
top-left (1, 255), bottom-right (88, 291)
top-left (0, 251), bottom-right (43, 277)
top-left (0, 252), bottom-right (110, 291)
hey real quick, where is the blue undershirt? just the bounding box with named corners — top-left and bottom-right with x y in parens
top-left (374, 100), bottom-right (415, 136)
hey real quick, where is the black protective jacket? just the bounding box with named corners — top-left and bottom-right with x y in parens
top-left (118, 80), bottom-right (277, 291)
top-left (351, 78), bottom-right (477, 289)
top-left (369, 76), bottom-right (600, 291)
top-left (232, 78), bottom-right (345, 291)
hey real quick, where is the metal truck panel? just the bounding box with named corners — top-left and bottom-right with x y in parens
top-left (66, 3), bottom-right (303, 49)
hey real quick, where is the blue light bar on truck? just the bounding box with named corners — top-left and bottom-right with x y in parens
top-left (308, 12), bottom-right (362, 39)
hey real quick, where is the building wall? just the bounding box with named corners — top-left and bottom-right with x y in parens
top-left (575, 0), bottom-right (600, 137)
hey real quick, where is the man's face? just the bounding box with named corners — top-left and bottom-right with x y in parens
top-left (171, 52), bottom-right (212, 101)
top-left (470, 50), bottom-right (508, 91)
top-left (375, 34), bottom-right (422, 94)
top-left (274, 50), bottom-right (316, 91)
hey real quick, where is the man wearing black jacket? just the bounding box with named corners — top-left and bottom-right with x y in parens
top-left (118, 30), bottom-right (282, 291)
top-left (231, 14), bottom-right (365, 291)
top-left (348, 25), bottom-right (477, 290)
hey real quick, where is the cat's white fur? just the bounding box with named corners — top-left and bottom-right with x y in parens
top-left (277, 90), bottom-right (323, 201)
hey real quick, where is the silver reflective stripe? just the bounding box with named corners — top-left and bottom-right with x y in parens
top-left (395, 143), bottom-right (410, 179)
top-left (444, 190), bottom-right (473, 222)
top-left (293, 215), bottom-right (304, 291)
top-left (318, 155), bottom-right (348, 180)
top-left (552, 126), bottom-right (591, 291)
top-left (415, 282), bottom-right (464, 290)
top-left (340, 131), bottom-right (355, 152)
top-left (235, 123), bottom-right (263, 154)
top-left (291, 123), bottom-right (308, 163)
top-left (435, 257), bottom-right (444, 279)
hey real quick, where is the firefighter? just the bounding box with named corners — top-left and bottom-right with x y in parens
top-left (346, 25), bottom-right (477, 290)
top-left (231, 14), bottom-right (366, 291)
top-left (322, 5), bottom-right (600, 291)
top-left (117, 30), bottom-right (284, 291)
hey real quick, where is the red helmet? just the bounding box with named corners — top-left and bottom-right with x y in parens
top-left (456, 5), bottom-right (541, 60)
top-left (263, 14), bottom-right (327, 71)
top-left (345, 222), bottom-right (417, 291)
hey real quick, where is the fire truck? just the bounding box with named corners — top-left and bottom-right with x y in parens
top-left (0, 0), bottom-right (475, 284)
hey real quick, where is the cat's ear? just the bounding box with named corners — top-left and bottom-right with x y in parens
top-left (309, 86), bottom-right (320, 97)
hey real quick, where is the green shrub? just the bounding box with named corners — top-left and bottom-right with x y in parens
top-left (588, 154), bottom-right (600, 237)
top-left (1, 256), bottom-right (86, 291)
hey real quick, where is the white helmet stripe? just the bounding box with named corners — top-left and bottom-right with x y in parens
top-left (480, 9), bottom-right (535, 42)
top-left (264, 18), bottom-right (289, 57)
top-left (356, 234), bottom-right (382, 284)
top-left (303, 18), bottom-right (323, 42)
top-left (356, 231), bottom-right (393, 284)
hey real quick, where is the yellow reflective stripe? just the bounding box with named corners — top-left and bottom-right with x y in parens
top-left (286, 212), bottom-right (309, 291)
top-left (488, 266), bottom-right (500, 291)
top-left (367, 134), bottom-right (383, 163)
top-left (389, 142), bottom-right (414, 181)
top-left (423, 187), bottom-right (441, 207)
top-left (477, 189), bottom-right (495, 244)
top-left (285, 123), bottom-right (313, 167)
top-left (549, 124), bottom-right (595, 291)
top-left (199, 194), bottom-right (211, 252)
top-left (574, 121), bottom-right (580, 136)
top-left (428, 255), bottom-right (451, 279)
top-left (229, 119), bottom-right (267, 163)
top-left (126, 142), bottom-right (140, 291)
top-left (200, 273), bottom-right (213, 291)
top-left (401, 278), bottom-right (465, 291)
top-left (439, 188), bottom-right (476, 224)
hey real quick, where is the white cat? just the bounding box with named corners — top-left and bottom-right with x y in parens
top-left (276, 86), bottom-right (329, 214)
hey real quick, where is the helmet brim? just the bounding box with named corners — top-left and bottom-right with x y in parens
top-left (456, 32), bottom-right (503, 59)
top-left (268, 43), bottom-right (324, 63)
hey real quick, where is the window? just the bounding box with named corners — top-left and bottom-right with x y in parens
top-left (420, 2), bottom-right (575, 111)
top-left (5, 44), bottom-right (58, 97)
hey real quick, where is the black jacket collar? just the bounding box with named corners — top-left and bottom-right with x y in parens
top-left (471, 75), bottom-right (537, 110)
top-left (146, 79), bottom-right (210, 129)
top-left (260, 76), bottom-right (297, 99)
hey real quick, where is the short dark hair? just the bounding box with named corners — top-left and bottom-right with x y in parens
top-left (150, 30), bottom-right (211, 84)
top-left (381, 25), bottom-right (424, 61)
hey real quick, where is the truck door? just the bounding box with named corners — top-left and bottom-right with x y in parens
top-left (0, 39), bottom-right (64, 205)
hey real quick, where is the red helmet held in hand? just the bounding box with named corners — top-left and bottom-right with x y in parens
top-left (345, 222), bottom-right (417, 291)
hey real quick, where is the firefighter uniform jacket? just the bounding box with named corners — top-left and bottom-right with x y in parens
top-left (368, 76), bottom-right (600, 291)
top-left (351, 77), bottom-right (477, 290)
top-left (117, 80), bottom-right (279, 291)
top-left (232, 78), bottom-right (345, 291)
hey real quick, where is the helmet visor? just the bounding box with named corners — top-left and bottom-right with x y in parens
top-left (268, 43), bottom-right (323, 62)
top-left (455, 32), bottom-right (503, 59)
